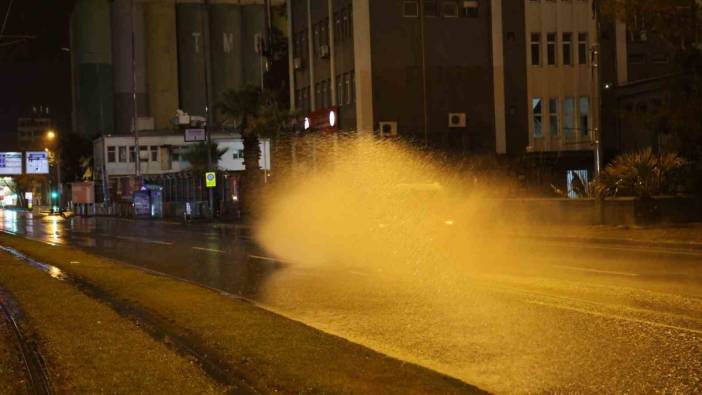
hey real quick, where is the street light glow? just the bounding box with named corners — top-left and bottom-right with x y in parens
top-left (46, 130), bottom-right (56, 140)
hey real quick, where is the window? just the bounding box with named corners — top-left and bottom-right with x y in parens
top-left (579, 96), bottom-right (590, 135)
top-left (564, 97), bottom-right (575, 136)
top-left (403, 0), bottom-right (419, 17)
top-left (549, 98), bottom-right (559, 136)
top-left (337, 76), bottom-right (343, 106)
top-left (344, 73), bottom-right (352, 105)
top-left (150, 146), bottom-right (158, 162)
top-left (442, 1), bottom-right (459, 17)
top-left (578, 33), bottom-right (588, 65)
top-left (233, 149), bottom-right (244, 160)
top-left (350, 71), bottom-right (355, 103)
top-left (315, 82), bottom-right (321, 110)
top-left (462, 0), bottom-right (479, 17)
top-left (321, 80), bottom-right (328, 108)
top-left (313, 24), bottom-right (319, 57)
top-left (423, 0), bottom-right (437, 17)
top-left (628, 53), bottom-right (646, 64)
top-left (530, 33), bottom-right (541, 66)
top-left (139, 146), bottom-right (148, 162)
top-left (107, 146), bottom-right (116, 163)
top-left (118, 146), bottom-right (127, 162)
top-left (547, 33), bottom-right (556, 65)
top-left (532, 97), bottom-right (543, 138)
top-left (129, 146), bottom-right (136, 162)
top-left (562, 32), bottom-right (572, 65)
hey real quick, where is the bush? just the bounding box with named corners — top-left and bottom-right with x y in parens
top-left (593, 147), bottom-right (686, 199)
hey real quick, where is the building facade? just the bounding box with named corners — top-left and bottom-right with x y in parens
top-left (17, 106), bottom-right (54, 149)
top-left (93, 131), bottom-right (271, 215)
top-left (288, 0), bottom-right (602, 192)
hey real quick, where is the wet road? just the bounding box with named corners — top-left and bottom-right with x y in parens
top-left (0, 210), bottom-right (700, 393)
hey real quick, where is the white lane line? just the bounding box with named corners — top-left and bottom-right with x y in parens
top-left (192, 247), bottom-right (225, 254)
top-left (552, 264), bottom-right (640, 277)
top-left (116, 236), bottom-right (173, 246)
top-left (526, 299), bottom-right (702, 335)
top-left (248, 255), bottom-right (295, 265)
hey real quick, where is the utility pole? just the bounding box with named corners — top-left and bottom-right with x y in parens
top-left (419, 1), bottom-right (429, 147)
top-left (592, 10), bottom-right (602, 178)
top-left (131, 0), bottom-right (141, 181)
top-left (201, 0), bottom-right (215, 218)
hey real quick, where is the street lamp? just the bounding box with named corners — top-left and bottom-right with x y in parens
top-left (44, 129), bottom-right (61, 213)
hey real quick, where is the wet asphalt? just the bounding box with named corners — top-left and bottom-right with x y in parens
top-left (0, 210), bottom-right (700, 394)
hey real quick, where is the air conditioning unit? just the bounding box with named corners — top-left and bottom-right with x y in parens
top-left (448, 113), bottom-right (467, 128)
top-left (293, 57), bottom-right (304, 70)
top-left (379, 121), bottom-right (398, 137)
top-left (319, 44), bottom-right (330, 59)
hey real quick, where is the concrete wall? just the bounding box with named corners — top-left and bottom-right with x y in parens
top-left (72, 0), bottom-right (114, 137)
top-left (110, 0), bottom-right (149, 135)
top-left (494, 197), bottom-right (702, 226)
top-left (369, 1), bottom-right (495, 151)
top-left (144, 1), bottom-right (180, 130)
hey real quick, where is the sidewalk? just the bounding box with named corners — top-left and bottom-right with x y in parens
top-left (0, 233), bottom-right (485, 394)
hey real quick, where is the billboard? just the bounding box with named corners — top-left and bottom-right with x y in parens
top-left (0, 152), bottom-right (23, 175)
top-left (26, 151), bottom-right (49, 174)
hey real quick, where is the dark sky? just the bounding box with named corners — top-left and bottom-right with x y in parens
top-left (0, 0), bottom-right (74, 149)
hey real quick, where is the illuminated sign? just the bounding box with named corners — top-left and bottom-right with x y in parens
top-left (205, 172), bottom-right (216, 188)
top-left (26, 151), bottom-right (49, 174)
top-left (0, 152), bottom-right (22, 175)
top-left (304, 106), bottom-right (339, 132)
top-left (184, 128), bottom-right (206, 142)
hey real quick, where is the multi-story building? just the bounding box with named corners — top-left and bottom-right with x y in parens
top-left (93, 131), bottom-right (271, 215)
top-left (17, 106), bottom-right (53, 149)
top-left (288, 0), bottom-right (602, 192)
top-left (70, 0), bottom-right (279, 139)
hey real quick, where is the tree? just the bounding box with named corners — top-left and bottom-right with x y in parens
top-left (182, 142), bottom-right (229, 177)
top-left (218, 86), bottom-right (293, 217)
top-left (599, 1), bottom-right (702, 158)
top-left (59, 132), bottom-right (93, 182)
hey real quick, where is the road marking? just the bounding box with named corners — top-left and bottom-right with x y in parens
top-left (552, 264), bottom-right (640, 277)
top-left (116, 236), bottom-right (173, 246)
top-left (192, 247), bottom-right (225, 254)
top-left (248, 255), bottom-right (295, 265)
top-left (526, 299), bottom-right (702, 335)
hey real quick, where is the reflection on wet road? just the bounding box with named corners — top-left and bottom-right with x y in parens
top-left (0, 210), bottom-right (700, 393)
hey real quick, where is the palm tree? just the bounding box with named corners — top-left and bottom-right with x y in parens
top-left (182, 142), bottom-right (229, 176)
top-left (218, 86), bottom-right (293, 217)
top-left (593, 147), bottom-right (686, 199)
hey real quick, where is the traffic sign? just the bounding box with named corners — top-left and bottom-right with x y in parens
top-left (205, 172), bottom-right (216, 188)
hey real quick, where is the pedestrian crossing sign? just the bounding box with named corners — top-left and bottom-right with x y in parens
top-left (206, 172), bottom-right (216, 188)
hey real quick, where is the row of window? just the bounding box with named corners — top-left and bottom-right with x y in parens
top-left (403, 0), bottom-right (479, 18)
top-left (293, 5), bottom-right (353, 60)
top-left (531, 96), bottom-right (589, 138)
top-left (531, 32), bottom-right (589, 66)
top-left (296, 71), bottom-right (356, 114)
top-left (107, 145), bottom-right (160, 164)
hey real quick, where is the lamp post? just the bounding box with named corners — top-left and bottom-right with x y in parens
top-left (44, 129), bottom-right (61, 212)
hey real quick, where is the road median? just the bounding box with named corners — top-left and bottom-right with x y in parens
top-left (0, 233), bottom-right (485, 394)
